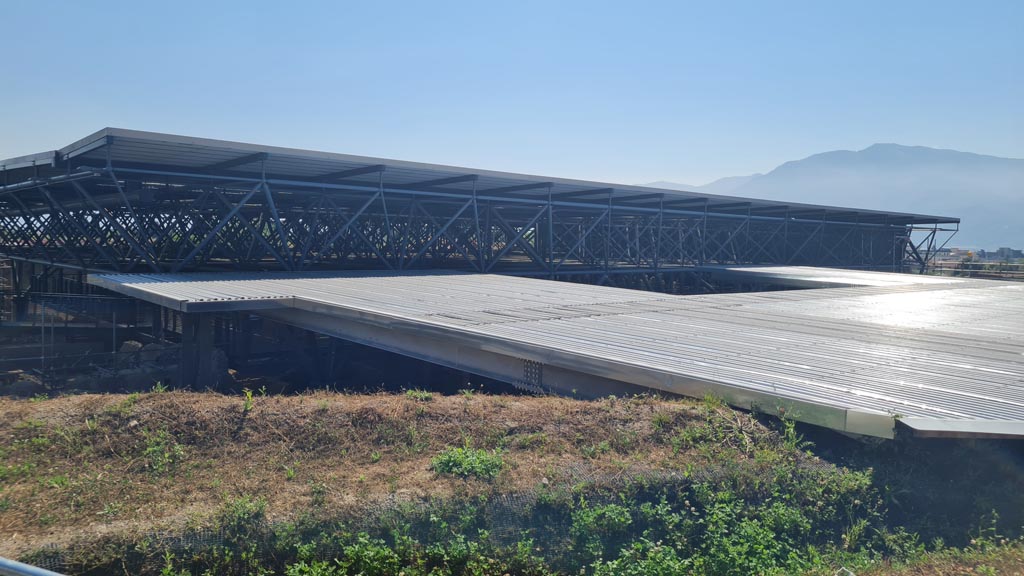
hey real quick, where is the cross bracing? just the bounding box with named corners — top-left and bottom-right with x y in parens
top-left (0, 128), bottom-right (960, 279)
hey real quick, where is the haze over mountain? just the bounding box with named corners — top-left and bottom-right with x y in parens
top-left (650, 144), bottom-right (1024, 250)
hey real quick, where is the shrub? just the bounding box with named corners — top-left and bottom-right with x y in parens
top-left (431, 446), bottom-right (504, 479)
top-left (285, 560), bottom-right (340, 576)
top-left (336, 533), bottom-right (402, 576)
top-left (571, 501), bottom-right (633, 561)
top-left (592, 539), bottom-right (692, 576)
top-left (692, 494), bottom-right (817, 576)
top-left (218, 495), bottom-right (267, 534)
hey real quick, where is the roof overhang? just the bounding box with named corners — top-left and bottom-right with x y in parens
top-left (1, 128), bottom-right (961, 227)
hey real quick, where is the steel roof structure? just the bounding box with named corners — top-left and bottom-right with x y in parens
top-left (2, 128), bottom-right (957, 226)
top-left (1, 128), bottom-right (957, 280)
top-left (89, 267), bottom-right (1024, 439)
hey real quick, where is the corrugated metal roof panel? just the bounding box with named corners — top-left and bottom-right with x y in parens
top-left (88, 267), bottom-right (1024, 438)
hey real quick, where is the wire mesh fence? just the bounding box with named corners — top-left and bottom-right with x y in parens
top-left (23, 456), bottom-right (846, 575)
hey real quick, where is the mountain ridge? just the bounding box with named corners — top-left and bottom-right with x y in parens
top-left (648, 144), bottom-right (1024, 249)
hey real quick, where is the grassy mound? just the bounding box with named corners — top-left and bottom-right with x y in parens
top-left (0, 390), bottom-right (1021, 575)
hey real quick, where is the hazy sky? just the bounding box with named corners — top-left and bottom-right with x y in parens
top-left (1, 0), bottom-right (1021, 185)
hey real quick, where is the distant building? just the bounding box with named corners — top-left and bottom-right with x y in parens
top-left (995, 247), bottom-right (1024, 260)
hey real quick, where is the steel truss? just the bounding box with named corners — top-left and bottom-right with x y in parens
top-left (0, 165), bottom-right (932, 283)
top-left (902, 224), bottom-right (960, 273)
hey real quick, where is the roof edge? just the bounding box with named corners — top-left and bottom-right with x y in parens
top-left (3, 127), bottom-right (962, 225)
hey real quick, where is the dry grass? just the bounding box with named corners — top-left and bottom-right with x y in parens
top-left (858, 542), bottom-right (1024, 575)
top-left (0, 390), bottom-right (753, 558)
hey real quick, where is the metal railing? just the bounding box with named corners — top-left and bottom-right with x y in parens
top-left (929, 262), bottom-right (1024, 281)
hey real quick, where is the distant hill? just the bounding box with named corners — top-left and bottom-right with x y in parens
top-left (650, 144), bottom-right (1024, 249)
top-left (646, 180), bottom-right (699, 191)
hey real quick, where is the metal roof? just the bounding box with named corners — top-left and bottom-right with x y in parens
top-left (2, 127), bottom-right (959, 226)
top-left (88, 267), bottom-right (1024, 439)
top-left (696, 265), bottom-right (971, 288)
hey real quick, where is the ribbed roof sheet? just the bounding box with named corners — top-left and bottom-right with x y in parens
top-left (88, 267), bottom-right (1023, 439)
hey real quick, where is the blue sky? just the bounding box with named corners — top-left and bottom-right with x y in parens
top-left (1, 0), bottom-right (1021, 185)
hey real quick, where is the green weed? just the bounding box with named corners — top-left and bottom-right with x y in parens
top-left (142, 429), bottom-right (185, 475)
top-left (45, 474), bottom-right (70, 489)
top-left (242, 388), bottom-right (255, 413)
top-left (310, 482), bottom-right (327, 507)
top-left (651, 411), bottom-right (672, 432)
top-left (405, 389), bottom-right (433, 402)
top-left (571, 500), bottom-right (634, 561)
top-left (592, 539), bottom-right (691, 575)
top-left (107, 392), bottom-right (140, 418)
top-left (431, 446), bottom-right (504, 479)
top-left (99, 501), bottom-right (123, 519)
top-left (580, 440), bottom-right (611, 459)
top-left (515, 432), bottom-right (548, 450)
top-left (0, 462), bottom-right (34, 483)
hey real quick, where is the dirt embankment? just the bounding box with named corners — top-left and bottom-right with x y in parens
top-left (0, 390), bottom-right (749, 557)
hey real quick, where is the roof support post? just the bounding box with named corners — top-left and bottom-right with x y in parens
top-left (179, 313), bottom-right (214, 388)
top-left (547, 186), bottom-right (554, 277)
top-left (699, 201), bottom-right (709, 266)
top-left (655, 196), bottom-right (664, 269)
top-left (379, 170), bottom-right (395, 265)
top-left (904, 225), bottom-right (938, 273)
top-left (260, 165), bottom-right (293, 270)
top-left (397, 197), bottom-right (417, 269)
top-left (472, 179), bottom-right (483, 268)
top-left (816, 211), bottom-right (828, 263)
top-left (784, 209), bottom-right (790, 262)
top-left (605, 191), bottom-right (613, 272)
top-left (743, 205), bottom-right (752, 263)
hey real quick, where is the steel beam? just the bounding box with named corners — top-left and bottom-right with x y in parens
top-left (314, 164), bottom-right (386, 182)
top-left (399, 174), bottom-right (478, 189)
top-left (201, 152), bottom-right (269, 172)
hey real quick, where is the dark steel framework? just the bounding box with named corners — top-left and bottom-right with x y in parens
top-left (0, 129), bottom-right (959, 289)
